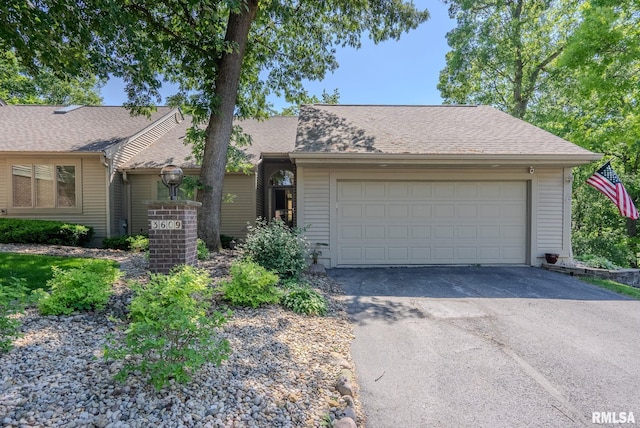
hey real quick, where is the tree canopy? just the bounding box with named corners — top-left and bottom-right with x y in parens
top-left (0, 50), bottom-right (102, 105)
top-left (1, 0), bottom-right (429, 249)
top-left (438, 0), bottom-right (640, 266)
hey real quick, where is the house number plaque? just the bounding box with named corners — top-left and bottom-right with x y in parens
top-left (151, 220), bottom-right (182, 230)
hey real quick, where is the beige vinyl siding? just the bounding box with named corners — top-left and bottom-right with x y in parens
top-left (127, 172), bottom-right (256, 240)
top-left (220, 173), bottom-right (256, 240)
top-left (536, 169), bottom-right (564, 254)
top-left (1, 156), bottom-right (108, 240)
top-left (0, 158), bottom-right (6, 212)
top-left (297, 166), bottom-right (331, 264)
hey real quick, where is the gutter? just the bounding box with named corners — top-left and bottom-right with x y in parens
top-left (101, 151), bottom-right (112, 239)
top-left (289, 152), bottom-right (603, 168)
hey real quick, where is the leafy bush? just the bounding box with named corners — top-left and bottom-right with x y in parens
top-left (242, 218), bottom-right (308, 278)
top-left (281, 286), bottom-right (328, 316)
top-left (220, 259), bottom-right (280, 308)
top-left (220, 234), bottom-right (235, 249)
top-left (0, 219), bottom-right (94, 247)
top-left (37, 264), bottom-right (122, 315)
top-left (102, 236), bottom-right (131, 250)
top-left (574, 254), bottom-right (622, 270)
top-left (127, 235), bottom-right (149, 253)
top-left (105, 266), bottom-right (230, 390)
top-left (197, 238), bottom-right (209, 260)
top-left (0, 277), bottom-right (33, 354)
top-left (572, 225), bottom-right (633, 268)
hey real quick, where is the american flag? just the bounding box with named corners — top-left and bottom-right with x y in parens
top-left (586, 161), bottom-right (638, 220)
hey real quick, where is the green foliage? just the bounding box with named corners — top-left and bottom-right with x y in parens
top-left (580, 277), bottom-right (640, 300)
top-left (0, 50), bottom-right (103, 105)
top-left (0, 277), bottom-right (34, 354)
top-left (196, 238), bottom-right (209, 260)
top-left (0, 219), bottom-right (94, 247)
top-left (2, 0), bottom-right (429, 250)
top-left (127, 235), bottom-right (149, 253)
top-left (281, 286), bottom-right (328, 316)
top-left (104, 266), bottom-right (230, 390)
top-left (220, 234), bottom-right (235, 249)
top-left (574, 255), bottom-right (622, 271)
top-left (37, 264), bottom-right (121, 315)
top-left (0, 253), bottom-right (119, 292)
top-left (102, 236), bottom-right (131, 251)
top-left (220, 259), bottom-right (280, 308)
top-left (243, 218), bottom-right (308, 279)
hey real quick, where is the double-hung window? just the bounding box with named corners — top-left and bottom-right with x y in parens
top-left (11, 164), bottom-right (78, 209)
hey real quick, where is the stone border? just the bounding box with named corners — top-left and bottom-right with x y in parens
top-left (542, 263), bottom-right (640, 288)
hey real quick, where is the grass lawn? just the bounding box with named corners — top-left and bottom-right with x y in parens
top-left (580, 277), bottom-right (640, 300)
top-left (0, 253), bottom-right (119, 291)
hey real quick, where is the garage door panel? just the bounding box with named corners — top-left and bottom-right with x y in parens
top-left (341, 204), bottom-right (362, 217)
top-left (435, 205), bottom-right (455, 217)
top-left (364, 225), bottom-right (385, 239)
top-left (411, 225), bottom-right (431, 239)
top-left (389, 204), bottom-right (409, 217)
top-left (364, 247), bottom-right (385, 260)
top-left (341, 225), bottom-right (362, 239)
top-left (412, 205), bottom-right (432, 217)
top-left (410, 183), bottom-right (433, 198)
top-left (434, 183), bottom-right (456, 197)
top-left (336, 181), bottom-right (527, 265)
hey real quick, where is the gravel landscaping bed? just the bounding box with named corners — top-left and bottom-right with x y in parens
top-left (0, 244), bottom-right (361, 427)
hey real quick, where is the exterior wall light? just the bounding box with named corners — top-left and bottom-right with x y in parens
top-left (160, 164), bottom-right (184, 200)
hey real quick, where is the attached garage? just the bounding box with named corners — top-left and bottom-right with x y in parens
top-left (336, 180), bottom-right (527, 265)
top-left (292, 104), bottom-right (602, 267)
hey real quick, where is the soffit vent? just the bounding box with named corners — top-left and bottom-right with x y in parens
top-left (54, 105), bottom-right (83, 114)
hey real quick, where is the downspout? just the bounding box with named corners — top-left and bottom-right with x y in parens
top-left (122, 170), bottom-right (131, 235)
top-left (101, 151), bottom-right (112, 239)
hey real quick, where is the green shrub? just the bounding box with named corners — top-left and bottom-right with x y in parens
top-left (220, 234), bottom-right (235, 249)
top-left (197, 238), bottom-right (209, 260)
top-left (102, 236), bottom-right (131, 250)
top-left (242, 218), bottom-right (308, 278)
top-left (127, 235), bottom-right (149, 252)
top-left (281, 286), bottom-right (328, 316)
top-left (0, 277), bottom-right (33, 354)
top-left (220, 259), bottom-right (281, 308)
top-left (574, 254), bottom-right (622, 270)
top-left (37, 264), bottom-right (122, 315)
top-left (105, 266), bottom-right (231, 390)
top-left (0, 219), bottom-right (94, 247)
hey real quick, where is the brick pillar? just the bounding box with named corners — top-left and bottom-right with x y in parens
top-left (145, 200), bottom-right (202, 274)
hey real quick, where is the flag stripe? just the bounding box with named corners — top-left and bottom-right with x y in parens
top-left (587, 162), bottom-right (639, 220)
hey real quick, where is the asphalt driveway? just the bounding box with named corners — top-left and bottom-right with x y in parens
top-left (329, 266), bottom-right (640, 428)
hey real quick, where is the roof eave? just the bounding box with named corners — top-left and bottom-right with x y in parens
top-left (289, 152), bottom-right (603, 167)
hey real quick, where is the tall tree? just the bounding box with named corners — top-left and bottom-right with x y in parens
top-left (0, 50), bottom-right (103, 105)
top-left (438, 0), bottom-right (579, 119)
top-left (1, 0), bottom-right (429, 250)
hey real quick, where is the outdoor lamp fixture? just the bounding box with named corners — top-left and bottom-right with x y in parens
top-left (160, 164), bottom-right (184, 200)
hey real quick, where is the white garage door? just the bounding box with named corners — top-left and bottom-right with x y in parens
top-left (337, 181), bottom-right (527, 265)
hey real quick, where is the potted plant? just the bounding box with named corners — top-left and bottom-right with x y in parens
top-left (310, 243), bottom-right (328, 264)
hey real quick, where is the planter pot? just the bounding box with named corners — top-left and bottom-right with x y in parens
top-left (545, 253), bottom-right (559, 264)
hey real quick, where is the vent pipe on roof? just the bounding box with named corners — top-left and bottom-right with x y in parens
top-left (54, 105), bottom-right (83, 114)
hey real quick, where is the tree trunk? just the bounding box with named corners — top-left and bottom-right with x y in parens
top-left (198, 0), bottom-right (259, 251)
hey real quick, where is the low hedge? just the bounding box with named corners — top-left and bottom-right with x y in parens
top-left (0, 218), bottom-right (94, 247)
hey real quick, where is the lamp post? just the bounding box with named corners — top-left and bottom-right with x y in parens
top-left (160, 165), bottom-right (184, 200)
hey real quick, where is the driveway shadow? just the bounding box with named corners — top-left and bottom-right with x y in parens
top-left (329, 266), bottom-right (631, 300)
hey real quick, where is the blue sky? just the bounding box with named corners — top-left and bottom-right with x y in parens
top-left (100, 1), bottom-right (455, 109)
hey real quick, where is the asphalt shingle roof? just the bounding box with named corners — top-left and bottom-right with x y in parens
top-left (121, 116), bottom-right (298, 169)
top-left (0, 105), bottom-right (175, 152)
top-left (295, 104), bottom-right (595, 156)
